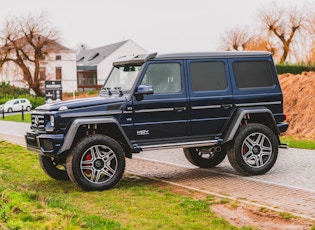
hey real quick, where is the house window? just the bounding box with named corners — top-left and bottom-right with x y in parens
top-left (56, 55), bottom-right (62, 60)
top-left (39, 67), bottom-right (46, 80)
top-left (77, 70), bottom-right (98, 90)
top-left (56, 67), bottom-right (62, 80)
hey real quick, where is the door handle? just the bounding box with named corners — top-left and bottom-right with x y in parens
top-left (174, 107), bottom-right (186, 112)
top-left (221, 104), bottom-right (233, 109)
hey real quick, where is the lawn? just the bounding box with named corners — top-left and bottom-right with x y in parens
top-left (0, 141), bottom-right (248, 229)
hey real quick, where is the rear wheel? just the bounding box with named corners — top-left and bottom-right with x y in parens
top-left (183, 145), bottom-right (226, 168)
top-left (66, 134), bottom-right (125, 191)
top-left (38, 155), bottom-right (69, 180)
top-left (227, 123), bottom-right (278, 175)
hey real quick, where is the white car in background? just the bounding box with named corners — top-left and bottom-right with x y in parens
top-left (0, 98), bottom-right (32, 113)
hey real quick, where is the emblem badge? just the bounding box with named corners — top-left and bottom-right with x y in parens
top-left (34, 115), bottom-right (39, 127)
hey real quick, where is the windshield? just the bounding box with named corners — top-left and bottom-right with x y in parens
top-left (102, 64), bottom-right (142, 92)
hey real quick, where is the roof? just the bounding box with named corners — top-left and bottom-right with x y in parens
top-left (8, 35), bottom-right (73, 53)
top-left (112, 51), bottom-right (272, 66)
top-left (155, 51), bottom-right (272, 60)
top-left (76, 40), bottom-right (130, 66)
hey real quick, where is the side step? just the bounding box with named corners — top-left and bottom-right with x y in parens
top-left (135, 139), bottom-right (222, 151)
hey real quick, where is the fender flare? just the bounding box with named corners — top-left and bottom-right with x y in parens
top-left (58, 117), bottom-right (133, 155)
top-left (222, 107), bottom-right (279, 143)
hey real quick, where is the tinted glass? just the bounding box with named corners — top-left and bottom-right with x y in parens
top-left (141, 63), bottom-right (181, 94)
top-left (190, 62), bottom-right (227, 91)
top-left (233, 61), bottom-right (274, 89)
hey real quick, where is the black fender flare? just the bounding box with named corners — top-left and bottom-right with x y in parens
top-left (57, 117), bottom-right (133, 156)
top-left (222, 107), bottom-right (279, 143)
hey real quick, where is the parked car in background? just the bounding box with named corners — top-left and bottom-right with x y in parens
top-left (0, 98), bottom-right (32, 113)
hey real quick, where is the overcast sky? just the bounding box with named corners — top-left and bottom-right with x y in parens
top-left (0, 0), bottom-right (309, 53)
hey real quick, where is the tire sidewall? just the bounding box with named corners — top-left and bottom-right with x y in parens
top-left (38, 155), bottom-right (69, 180)
top-left (67, 134), bottom-right (125, 191)
top-left (228, 124), bottom-right (278, 175)
top-left (184, 145), bottom-right (227, 168)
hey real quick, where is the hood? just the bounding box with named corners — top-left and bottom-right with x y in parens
top-left (36, 95), bottom-right (128, 112)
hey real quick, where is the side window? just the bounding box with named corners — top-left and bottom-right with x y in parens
top-left (14, 100), bottom-right (19, 105)
top-left (141, 63), bottom-right (181, 94)
top-left (233, 61), bottom-right (275, 89)
top-left (190, 62), bottom-right (227, 91)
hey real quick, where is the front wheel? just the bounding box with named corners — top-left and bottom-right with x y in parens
top-left (66, 134), bottom-right (125, 191)
top-left (38, 155), bottom-right (69, 180)
top-left (227, 123), bottom-right (278, 175)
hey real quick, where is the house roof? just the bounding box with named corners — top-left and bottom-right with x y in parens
top-left (4, 35), bottom-right (74, 53)
top-left (76, 40), bottom-right (130, 66)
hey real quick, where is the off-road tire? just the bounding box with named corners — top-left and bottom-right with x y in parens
top-left (66, 134), bottom-right (125, 191)
top-left (38, 155), bottom-right (69, 180)
top-left (183, 145), bottom-right (227, 168)
top-left (227, 123), bottom-right (278, 175)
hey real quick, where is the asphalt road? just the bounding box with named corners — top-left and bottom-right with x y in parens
top-left (1, 119), bottom-right (314, 193)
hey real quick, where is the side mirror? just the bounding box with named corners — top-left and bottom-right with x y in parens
top-left (136, 85), bottom-right (154, 95)
top-left (134, 85), bottom-right (154, 101)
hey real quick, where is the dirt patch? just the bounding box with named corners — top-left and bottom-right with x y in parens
top-left (151, 178), bottom-right (314, 229)
top-left (279, 71), bottom-right (315, 139)
top-left (211, 204), bottom-right (313, 230)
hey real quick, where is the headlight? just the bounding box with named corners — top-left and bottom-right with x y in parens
top-left (50, 115), bottom-right (55, 127)
top-left (59, 106), bottom-right (68, 111)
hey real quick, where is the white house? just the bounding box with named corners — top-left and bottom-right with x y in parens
top-left (0, 40), bottom-right (77, 93)
top-left (76, 39), bottom-right (147, 91)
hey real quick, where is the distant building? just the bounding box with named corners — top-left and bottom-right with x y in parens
top-left (76, 39), bottom-right (147, 91)
top-left (0, 38), bottom-right (77, 93)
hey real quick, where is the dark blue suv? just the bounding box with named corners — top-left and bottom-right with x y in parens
top-left (25, 52), bottom-right (288, 191)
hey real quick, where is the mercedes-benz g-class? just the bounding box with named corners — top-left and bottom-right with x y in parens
top-left (25, 52), bottom-right (288, 191)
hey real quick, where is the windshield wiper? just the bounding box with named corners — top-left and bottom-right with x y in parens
top-left (104, 87), bottom-right (112, 95)
top-left (114, 87), bottom-right (124, 96)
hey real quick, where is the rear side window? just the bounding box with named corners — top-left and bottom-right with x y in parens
top-left (190, 62), bottom-right (227, 91)
top-left (233, 61), bottom-right (274, 89)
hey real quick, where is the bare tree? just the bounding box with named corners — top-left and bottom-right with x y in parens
top-left (0, 13), bottom-right (60, 96)
top-left (220, 27), bottom-right (253, 51)
top-left (258, 3), bottom-right (312, 64)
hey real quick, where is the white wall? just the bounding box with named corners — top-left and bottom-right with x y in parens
top-left (0, 50), bottom-right (77, 93)
top-left (97, 40), bottom-right (147, 85)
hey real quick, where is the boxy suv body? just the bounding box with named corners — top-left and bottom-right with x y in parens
top-left (25, 52), bottom-right (288, 191)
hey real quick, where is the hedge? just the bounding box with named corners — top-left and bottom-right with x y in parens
top-left (276, 64), bottom-right (315, 75)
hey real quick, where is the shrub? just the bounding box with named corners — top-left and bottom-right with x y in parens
top-left (276, 64), bottom-right (315, 75)
top-left (0, 82), bottom-right (45, 108)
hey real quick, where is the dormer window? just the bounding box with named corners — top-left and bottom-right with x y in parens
top-left (77, 56), bottom-right (85, 62)
top-left (88, 53), bottom-right (99, 61)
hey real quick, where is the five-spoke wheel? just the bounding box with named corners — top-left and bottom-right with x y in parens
top-left (227, 123), bottom-right (278, 175)
top-left (66, 134), bottom-right (125, 191)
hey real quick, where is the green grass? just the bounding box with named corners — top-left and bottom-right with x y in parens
top-left (1, 113), bottom-right (31, 123)
top-left (0, 140), bottom-right (247, 230)
top-left (280, 136), bottom-right (315, 150)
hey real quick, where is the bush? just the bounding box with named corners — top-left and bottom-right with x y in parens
top-left (0, 82), bottom-right (45, 108)
top-left (276, 64), bottom-right (315, 75)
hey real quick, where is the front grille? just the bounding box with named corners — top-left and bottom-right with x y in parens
top-left (31, 114), bottom-right (45, 130)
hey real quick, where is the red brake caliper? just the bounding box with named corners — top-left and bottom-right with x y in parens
top-left (85, 153), bottom-right (92, 174)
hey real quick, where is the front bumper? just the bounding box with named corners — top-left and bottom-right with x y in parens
top-left (25, 131), bottom-right (64, 156)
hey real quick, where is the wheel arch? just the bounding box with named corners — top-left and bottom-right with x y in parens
top-left (222, 107), bottom-right (279, 144)
top-left (58, 117), bottom-right (133, 158)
